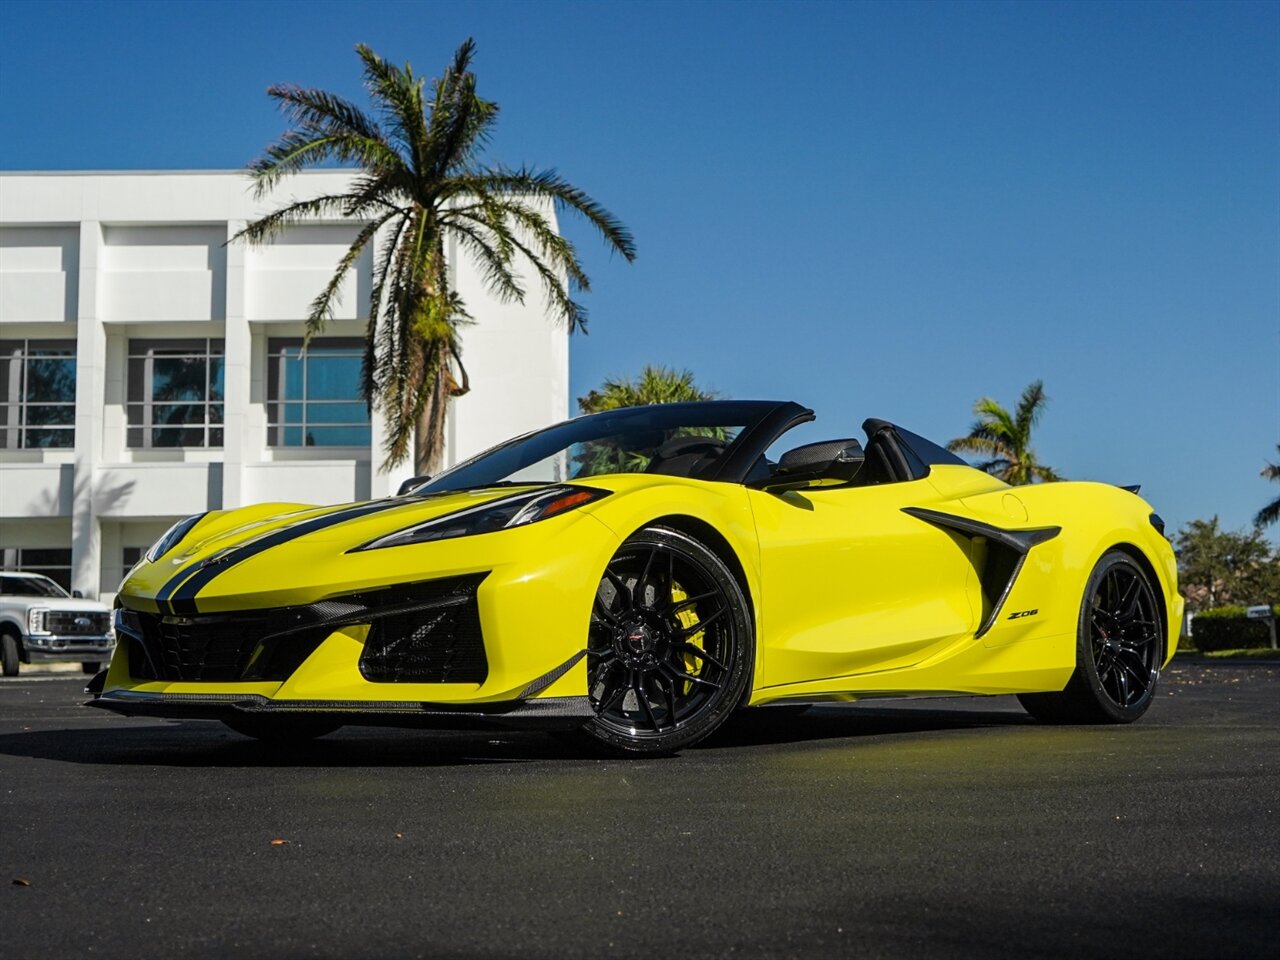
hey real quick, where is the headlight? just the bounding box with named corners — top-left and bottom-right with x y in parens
top-left (355, 485), bottom-right (610, 551)
top-left (28, 608), bottom-right (50, 636)
top-left (145, 513), bottom-right (208, 563)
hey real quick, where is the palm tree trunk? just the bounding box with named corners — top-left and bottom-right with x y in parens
top-left (413, 363), bottom-right (450, 477)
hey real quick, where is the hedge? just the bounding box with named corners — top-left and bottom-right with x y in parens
top-left (1190, 605), bottom-right (1279, 652)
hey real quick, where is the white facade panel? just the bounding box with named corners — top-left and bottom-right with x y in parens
top-left (242, 461), bottom-right (371, 506)
top-left (0, 171), bottom-right (569, 599)
top-left (0, 462), bottom-right (74, 517)
top-left (0, 225), bottom-right (79, 323)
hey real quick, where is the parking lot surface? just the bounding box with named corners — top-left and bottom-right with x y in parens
top-left (2, 662), bottom-right (1277, 959)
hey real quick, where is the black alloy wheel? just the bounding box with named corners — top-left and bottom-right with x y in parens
top-left (1019, 550), bottom-right (1163, 724)
top-left (579, 526), bottom-right (752, 755)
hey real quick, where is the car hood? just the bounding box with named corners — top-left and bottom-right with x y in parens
top-left (172, 486), bottom-right (552, 562)
top-left (119, 482), bottom-right (619, 614)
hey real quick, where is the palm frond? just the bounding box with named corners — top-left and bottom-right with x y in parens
top-left (1014, 380), bottom-right (1048, 434)
top-left (1256, 497), bottom-right (1280, 528)
top-left (356, 44), bottom-right (429, 173)
top-left (454, 167), bottom-right (637, 262)
top-left (231, 193), bottom-right (384, 247)
top-left (303, 211), bottom-right (397, 342)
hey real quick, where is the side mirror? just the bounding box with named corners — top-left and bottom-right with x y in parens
top-left (752, 441), bottom-right (864, 491)
top-left (397, 475), bottom-right (431, 496)
top-left (72, 589), bottom-right (84, 598)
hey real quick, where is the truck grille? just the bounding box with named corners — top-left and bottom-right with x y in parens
top-left (48, 611), bottom-right (111, 636)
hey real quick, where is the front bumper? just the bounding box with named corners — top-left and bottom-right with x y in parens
top-left (25, 635), bottom-right (115, 662)
top-left (87, 688), bottom-right (594, 730)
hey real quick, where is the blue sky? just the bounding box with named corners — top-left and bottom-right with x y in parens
top-left (2, 0), bottom-right (1276, 539)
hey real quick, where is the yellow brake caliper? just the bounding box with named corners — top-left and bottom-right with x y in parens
top-left (670, 581), bottom-right (705, 691)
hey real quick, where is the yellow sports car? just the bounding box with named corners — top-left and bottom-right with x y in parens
top-left (91, 401), bottom-right (1181, 754)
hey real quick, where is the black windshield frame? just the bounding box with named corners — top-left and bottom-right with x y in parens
top-left (415, 400), bottom-right (814, 494)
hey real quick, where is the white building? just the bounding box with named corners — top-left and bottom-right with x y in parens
top-left (0, 171), bottom-right (569, 601)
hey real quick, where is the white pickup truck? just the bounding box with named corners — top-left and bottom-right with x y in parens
top-left (0, 572), bottom-right (115, 677)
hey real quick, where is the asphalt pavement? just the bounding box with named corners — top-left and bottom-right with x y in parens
top-left (2, 662), bottom-right (1277, 959)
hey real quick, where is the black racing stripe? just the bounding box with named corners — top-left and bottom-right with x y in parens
top-left (152, 503), bottom-right (389, 607)
top-left (158, 500), bottom-right (408, 615)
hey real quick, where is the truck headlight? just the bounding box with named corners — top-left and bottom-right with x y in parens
top-left (28, 608), bottom-right (50, 636)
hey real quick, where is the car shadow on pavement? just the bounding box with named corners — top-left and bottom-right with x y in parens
top-left (0, 700), bottom-right (1036, 768)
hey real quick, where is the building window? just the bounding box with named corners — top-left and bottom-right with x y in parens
top-left (0, 548), bottom-right (73, 592)
top-left (267, 338), bottom-right (371, 447)
top-left (126, 339), bottom-right (224, 448)
top-left (0, 340), bottom-right (76, 449)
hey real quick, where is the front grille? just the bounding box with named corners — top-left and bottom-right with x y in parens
top-left (48, 611), bottom-right (111, 636)
top-left (359, 575), bottom-right (488, 684)
top-left (121, 574), bottom-right (489, 684)
top-left (125, 609), bottom-right (292, 682)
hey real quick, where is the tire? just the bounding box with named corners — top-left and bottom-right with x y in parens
top-left (221, 714), bottom-right (343, 742)
top-left (81, 661), bottom-right (102, 675)
top-left (1018, 550), bottom-right (1163, 724)
top-left (1, 633), bottom-right (19, 677)
top-left (574, 525), bottom-right (754, 756)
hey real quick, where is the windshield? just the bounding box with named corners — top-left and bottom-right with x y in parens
top-left (0, 574), bottom-right (69, 598)
top-left (417, 401), bottom-right (787, 494)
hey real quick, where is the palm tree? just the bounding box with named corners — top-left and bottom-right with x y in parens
top-left (1257, 445), bottom-right (1280, 528)
top-left (233, 40), bottom-right (636, 474)
top-left (947, 380), bottom-right (1062, 484)
top-left (577, 365), bottom-right (716, 414)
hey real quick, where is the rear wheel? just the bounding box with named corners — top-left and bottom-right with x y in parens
top-left (577, 526), bottom-right (753, 755)
top-left (1, 633), bottom-right (19, 677)
top-left (1018, 550), bottom-right (1163, 724)
top-left (81, 661), bottom-right (102, 675)
top-left (221, 714), bottom-right (343, 742)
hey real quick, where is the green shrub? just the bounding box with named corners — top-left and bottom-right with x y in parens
top-left (1191, 605), bottom-right (1279, 652)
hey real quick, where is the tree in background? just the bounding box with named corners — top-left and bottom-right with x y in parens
top-left (575, 366), bottom-right (718, 475)
top-left (1256, 445), bottom-right (1280, 528)
top-left (577, 364), bottom-right (716, 414)
top-left (946, 380), bottom-right (1062, 484)
top-left (235, 40), bottom-right (635, 474)
top-left (1175, 517), bottom-right (1279, 611)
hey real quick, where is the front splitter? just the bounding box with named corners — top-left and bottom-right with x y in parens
top-left (88, 689), bottom-right (594, 731)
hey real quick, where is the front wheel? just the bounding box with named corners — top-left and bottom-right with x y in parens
top-left (1, 633), bottom-right (19, 677)
top-left (1019, 550), bottom-right (1163, 724)
top-left (576, 526), bottom-right (754, 755)
top-left (221, 714), bottom-right (343, 742)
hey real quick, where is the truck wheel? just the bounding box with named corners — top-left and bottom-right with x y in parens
top-left (1, 633), bottom-right (19, 677)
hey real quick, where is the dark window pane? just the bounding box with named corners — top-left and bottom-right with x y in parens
top-left (209, 356), bottom-right (225, 401)
top-left (300, 425), bottom-right (372, 447)
top-left (25, 356), bottom-right (76, 403)
top-left (150, 427), bottom-right (203, 447)
top-left (152, 357), bottom-right (209, 403)
top-left (151, 404), bottom-right (208, 426)
top-left (23, 404), bottom-right (75, 426)
top-left (209, 428), bottom-right (223, 447)
top-left (209, 403), bottom-right (224, 425)
top-left (24, 427), bottom-right (74, 448)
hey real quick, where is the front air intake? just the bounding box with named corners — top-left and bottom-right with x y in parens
top-left (358, 575), bottom-right (488, 684)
